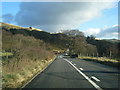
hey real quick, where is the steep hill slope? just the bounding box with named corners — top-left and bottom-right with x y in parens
top-left (1, 22), bottom-right (97, 55)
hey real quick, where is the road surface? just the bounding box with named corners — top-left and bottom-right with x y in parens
top-left (23, 55), bottom-right (119, 89)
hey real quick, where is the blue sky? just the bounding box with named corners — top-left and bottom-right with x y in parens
top-left (1, 1), bottom-right (119, 39)
top-left (2, 2), bottom-right (20, 16)
top-left (79, 7), bottom-right (118, 30)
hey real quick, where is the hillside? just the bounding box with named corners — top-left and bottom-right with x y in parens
top-left (1, 22), bottom-right (119, 59)
top-left (1, 22), bottom-right (98, 56)
top-left (1, 22), bottom-right (43, 32)
top-left (2, 29), bottom-right (56, 88)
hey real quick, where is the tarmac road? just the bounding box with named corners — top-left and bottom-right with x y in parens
top-left (23, 55), bottom-right (119, 89)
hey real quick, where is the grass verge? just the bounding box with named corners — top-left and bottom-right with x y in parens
top-left (78, 56), bottom-right (119, 67)
top-left (2, 55), bottom-right (56, 88)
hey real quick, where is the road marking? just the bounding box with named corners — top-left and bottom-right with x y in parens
top-left (91, 76), bottom-right (100, 82)
top-left (79, 68), bottom-right (84, 71)
top-left (64, 59), bottom-right (102, 90)
top-left (74, 64), bottom-right (76, 65)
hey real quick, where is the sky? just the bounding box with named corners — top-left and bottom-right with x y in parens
top-left (1, 0), bottom-right (119, 39)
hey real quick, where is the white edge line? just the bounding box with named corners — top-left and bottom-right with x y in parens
top-left (91, 76), bottom-right (100, 82)
top-left (20, 57), bottom-right (56, 89)
top-left (79, 68), bottom-right (84, 71)
top-left (64, 59), bottom-right (102, 90)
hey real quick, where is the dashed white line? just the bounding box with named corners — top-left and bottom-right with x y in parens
top-left (64, 59), bottom-right (102, 90)
top-left (79, 68), bottom-right (84, 71)
top-left (74, 64), bottom-right (76, 65)
top-left (91, 76), bottom-right (100, 82)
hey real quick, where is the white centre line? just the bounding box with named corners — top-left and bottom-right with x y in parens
top-left (79, 68), bottom-right (84, 71)
top-left (64, 59), bottom-right (102, 90)
top-left (91, 76), bottom-right (100, 82)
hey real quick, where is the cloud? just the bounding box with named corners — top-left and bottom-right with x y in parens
top-left (14, 2), bottom-right (115, 32)
top-left (2, 13), bottom-right (14, 23)
top-left (83, 28), bottom-right (100, 36)
top-left (84, 24), bottom-right (118, 39)
top-left (97, 24), bottom-right (118, 39)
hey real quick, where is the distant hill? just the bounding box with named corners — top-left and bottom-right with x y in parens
top-left (62, 29), bottom-right (84, 37)
top-left (1, 22), bottom-right (43, 32)
top-left (102, 39), bottom-right (119, 43)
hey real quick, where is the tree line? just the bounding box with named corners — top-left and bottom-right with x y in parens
top-left (86, 35), bottom-right (119, 59)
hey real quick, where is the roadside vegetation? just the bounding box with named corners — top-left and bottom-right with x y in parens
top-left (82, 35), bottom-right (119, 67)
top-left (2, 30), bottom-right (55, 88)
top-left (78, 56), bottom-right (119, 67)
top-left (86, 35), bottom-right (119, 59)
top-left (0, 52), bottom-right (13, 57)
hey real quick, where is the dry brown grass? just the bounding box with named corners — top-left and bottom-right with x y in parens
top-left (78, 56), bottom-right (119, 67)
top-left (2, 30), bottom-right (56, 88)
top-left (2, 55), bottom-right (56, 88)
